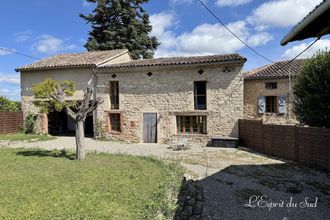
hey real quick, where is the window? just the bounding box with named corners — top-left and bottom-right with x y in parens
top-left (109, 113), bottom-right (121, 132)
top-left (109, 81), bottom-right (119, 109)
top-left (265, 82), bottom-right (278, 89)
top-left (177, 115), bottom-right (207, 134)
top-left (194, 81), bottom-right (207, 110)
top-left (265, 96), bottom-right (277, 113)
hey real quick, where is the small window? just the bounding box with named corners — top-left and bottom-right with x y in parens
top-left (265, 82), bottom-right (278, 89)
top-left (109, 113), bottom-right (121, 132)
top-left (194, 81), bottom-right (207, 110)
top-left (109, 81), bottom-right (119, 109)
top-left (265, 96), bottom-right (277, 113)
top-left (177, 115), bottom-right (207, 134)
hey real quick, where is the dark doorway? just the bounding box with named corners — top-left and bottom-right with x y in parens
top-left (48, 110), bottom-right (94, 137)
top-left (143, 113), bottom-right (157, 143)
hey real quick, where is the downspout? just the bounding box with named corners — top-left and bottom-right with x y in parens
top-left (288, 66), bottom-right (291, 123)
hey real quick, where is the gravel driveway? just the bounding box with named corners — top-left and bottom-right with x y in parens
top-left (1, 136), bottom-right (329, 220)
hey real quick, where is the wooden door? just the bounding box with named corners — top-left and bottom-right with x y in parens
top-left (143, 113), bottom-right (157, 143)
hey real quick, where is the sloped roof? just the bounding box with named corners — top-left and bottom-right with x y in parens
top-left (281, 0), bottom-right (330, 45)
top-left (245, 59), bottom-right (306, 80)
top-left (98, 54), bottom-right (246, 69)
top-left (16, 49), bottom-right (128, 72)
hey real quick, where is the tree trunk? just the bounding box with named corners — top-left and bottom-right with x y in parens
top-left (75, 120), bottom-right (86, 160)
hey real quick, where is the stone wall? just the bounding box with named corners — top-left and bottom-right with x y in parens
top-left (20, 52), bottom-right (132, 134)
top-left (96, 63), bottom-right (245, 144)
top-left (244, 78), bottom-right (298, 125)
top-left (20, 67), bottom-right (93, 123)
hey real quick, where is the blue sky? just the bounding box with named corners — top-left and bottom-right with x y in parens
top-left (1, 0), bottom-right (329, 100)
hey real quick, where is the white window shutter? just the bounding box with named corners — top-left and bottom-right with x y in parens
top-left (278, 95), bottom-right (287, 114)
top-left (258, 96), bottom-right (265, 114)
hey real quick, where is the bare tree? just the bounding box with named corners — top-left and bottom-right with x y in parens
top-left (33, 78), bottom-right (102, 160)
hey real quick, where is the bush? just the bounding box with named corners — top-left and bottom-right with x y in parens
top-left (24, 114), bottom-right (39, 134)
top-left (0, 96), bottom-right (21, 111)
top-left (293, 49), bottom-right (330, 128)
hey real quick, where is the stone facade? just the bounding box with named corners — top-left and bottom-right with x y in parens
top-left (20, 52), bottom-right (132, 134)
top-left (244, 78), bottom-right (298, 125)
top-left (19, 53), bottom-right (245, 144)
top-left (20, 67), bottom-right (94, 133)
top-left (96, 63), bottom-right (244, 145)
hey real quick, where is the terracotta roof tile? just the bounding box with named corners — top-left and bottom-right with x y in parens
top-left (98, 53), bottom-right (246, 69)
top-left (245, 59), bottom-right (307, 80)
top-left (16, 49), bottom-right (128, 72)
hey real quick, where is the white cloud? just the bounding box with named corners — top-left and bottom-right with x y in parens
top-left (32, 35), bottom-right (79, 54)
top-left (150, 12), bottom-right (272, 57)
top-left (169, 0), bottom-right (193, 5)
top-left (247, 32), bottom-right (273, 47)
top-left (0, 73), bottom-right (20, 85)
top-left (150, 12), bottom-right (177, 50)
top-left (216, 0), bottom-right (252, 7)
top-left (283, 39), bottom-right (330, 59)
top-left (0, 88), bottom-right (20, 99)
top-left (82, 0), bottom-right (93, 7)
top-left (248, 0), bottom-right (323, 29)
top-left (176, 21), bottom-right (249, 55)
top-left (13, 31), bottom-right (33, 42)
top-left (0, 47), bottom-right (15, 56)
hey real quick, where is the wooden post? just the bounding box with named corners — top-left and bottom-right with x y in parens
top-left (3, 111), bottom-right (6, 134)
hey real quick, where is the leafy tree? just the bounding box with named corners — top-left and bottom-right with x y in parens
top-left (0, 96), bottom-right (21, 111)
top-left (32, 79), bottom-right (102, 160)
top-left (80, 0), bottom-right (159, 59)
top-left (293, 49), bottom-right (330, 128)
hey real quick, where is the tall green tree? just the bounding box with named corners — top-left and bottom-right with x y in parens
top-left (293, 49), bottom-right (330, 128)
top-left (0, 96), bottom-right (21, 111)
top-left (80, 0), bottom-right (159, 59)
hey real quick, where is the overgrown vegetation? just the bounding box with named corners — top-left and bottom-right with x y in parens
top-left (24, 114), bottom-right (39, 134)
top-left (0, 148), bottom-right (183, 219)
top-left (294, 49), bottom-right (330, 128)
top-left (96, 119), bottom-right (106, 139)
top-left (0, 96), bottom-right (21, 111)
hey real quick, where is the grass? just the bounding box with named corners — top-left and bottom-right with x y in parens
top-left (0, 133), bottom-right (56, 142)
top-left (0, 148), bottom-right (183, 219)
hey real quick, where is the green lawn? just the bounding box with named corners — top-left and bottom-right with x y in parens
top-left (0, 148), bottom-right (183, 219)
top-left (0, 133), bottom-right (56, 142)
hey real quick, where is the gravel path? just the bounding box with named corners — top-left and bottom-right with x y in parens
top-left (1, 137), bottom-right (329, 219)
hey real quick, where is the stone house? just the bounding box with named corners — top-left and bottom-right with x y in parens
top-left (16, 50), bottom-right (247, 144)
top-left (244, 59), bottom-right (306, 125)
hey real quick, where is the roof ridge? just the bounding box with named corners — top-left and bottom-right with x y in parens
top-left (16, 49), bottom-right (129, 72)
top-left (245, 59), bottom-right (307, 80)
top-left (98, 53), bottom-right (246, 69)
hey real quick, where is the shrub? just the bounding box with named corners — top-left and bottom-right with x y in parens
top-left (0, 96), bottom-right (21, 111)
top-left (293, 49), bottom-right (330, 128)
top-left (24, 114), bottom-right (39, 134)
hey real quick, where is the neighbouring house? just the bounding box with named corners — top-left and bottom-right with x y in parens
top-left (281, 0), bottom-right (330, 46)
top-left (244, 59), bottom-right (306, 125)
top-left (16, 50), bottom-right (247, 145)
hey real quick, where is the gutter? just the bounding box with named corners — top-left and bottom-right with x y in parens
top-left (280, 0), bottom-right (330, 46)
